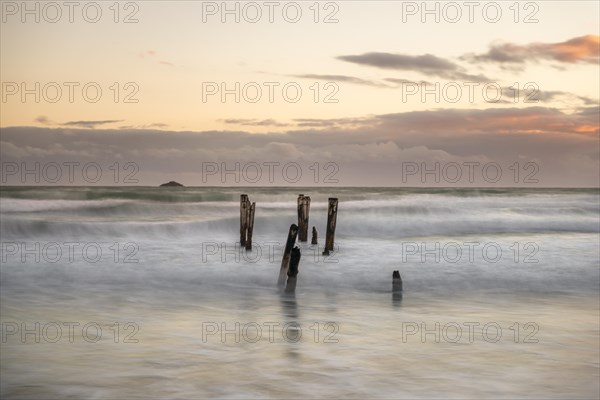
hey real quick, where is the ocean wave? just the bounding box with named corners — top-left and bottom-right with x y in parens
top-left (0, 188), bottom-right (597, 239)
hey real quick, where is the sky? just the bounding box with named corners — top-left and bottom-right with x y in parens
top-left (1, 0), bottom-right (599, 186)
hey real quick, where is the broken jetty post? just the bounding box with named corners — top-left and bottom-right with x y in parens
top-left (245, 201), bottom-right (255, 251)
top-left (322, 198), bottom-right (338, 255)
top-left (278, 224), bottom-right (299, 287)
top-left (393, 270), bottom-right (403, 293)
top-left (311, 226), bottom-right (318, 245)
top-left (285, 247), bottom-right (301, 293)
top-left (240, 195), bottom-right (255, 249)
top-left (240, 194), bottom-right (249, 246)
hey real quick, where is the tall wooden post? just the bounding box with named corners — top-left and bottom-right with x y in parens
top-left (302, 196), bottom-right (310, 241)
top-left (245, 202), bottom-right (255, 251)
top-left (278, 224), bottom-right (298, 287)
top-left (297, 195), bottom-right (303, 241)
top-left (297, 195), bottom-right (311, 242)
top-left (323, 198), bottom-right (338, 255)
top-left (285, 247), bottom-right (301, 293)
top-left (240, 194), bottom-right (249, 246)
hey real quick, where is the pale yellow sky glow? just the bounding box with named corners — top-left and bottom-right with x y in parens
top-left (1, 1), bottom-right (598, 132)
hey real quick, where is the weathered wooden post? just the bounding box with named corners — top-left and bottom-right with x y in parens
top-left (393, 270), bottom-right (403, 293)
top-left (393, 270), bottom-right (403, 304)
top-left (322, 198), bottom-right (338, 255)
top-left (240, 194), bottom-right (249, 246)
top-left (285, 247), bottom-right (301, 293)
top-left (297, 195), bottom-right (304, 241)
top-left (302, 196), bottom-right (310, 241)
top-left (297, 195), bottom-right (311, 242)
top-left (311, 226), bottom-right (318, 245)
top-left (278, 224), bottom-right (299, 287)
top-left (245, 202), bottom-right (255, 251)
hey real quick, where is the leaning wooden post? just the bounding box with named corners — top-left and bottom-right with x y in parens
top-left (311, 226), bottom-right (318, 245)
top-left (285, 247), bottom-right (301, 293)
top-left (323, 198), bottom-right (338, 255)
top-left (278, 224), bottom-right (298, 287)
top-left (245, 202), bottom-right (255, 251)
top-left (240, 194), bottom-right (249, 246)
top-left (393, 270), bottom-right (403, 293)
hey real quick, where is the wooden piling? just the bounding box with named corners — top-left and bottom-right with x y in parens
top-left (323, 198), bottom-right (338, 255)
top-left (297, 195), bottom-right (303, 241)
top-left (297, 195), bottom-right (311, 242)
top-left (245, 202), bottom-right (255, 251)
top-left (311, 226), bottom-right (318, 245)
top-left (285, 247), bottom-right (301, 293)
top-left (393, 270), bottom-right (403, 293)
top-left (278, 224), bottom-right (299, 287)
top-left (302, 196), bottom-right (310, 242)
top-left (240, 194), bottom-right (249, 246)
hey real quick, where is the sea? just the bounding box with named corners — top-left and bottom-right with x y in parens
top-left (1, 186), bottom-right (599, 399)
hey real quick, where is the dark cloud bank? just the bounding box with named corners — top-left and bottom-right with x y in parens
top-left (1, 107), bottom-right (598, 186)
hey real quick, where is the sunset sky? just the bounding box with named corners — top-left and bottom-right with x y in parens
top-left (1, 1), bottom-right (599, 186)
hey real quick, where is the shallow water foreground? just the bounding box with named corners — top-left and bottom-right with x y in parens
top-left (1, 289), bottom-right (598, 399)
top-left (1, 187), bottom-right (598, 398)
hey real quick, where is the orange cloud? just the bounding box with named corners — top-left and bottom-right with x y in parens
top-left (376, 107), bottom-right (599, 136)
top-left (551, 35), bottom-right (600, 62)
top-left (467, 35), bottom-right (600, 64)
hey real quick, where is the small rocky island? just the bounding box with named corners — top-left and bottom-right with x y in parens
top-left (159, 181), bottom-right (184, 187)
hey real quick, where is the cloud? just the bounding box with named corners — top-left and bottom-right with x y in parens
top-left (465, 35), bottom-right (600, 64)
top-left (498, 87), bottom-right (599, 106)
top-left (35, 116), bottom-right (128, 129)
top-left (4, 106), bottom-right (597, 186)
top-left (147, 122), bottom-right (169, 128)
top-left (118, 122), bottom-right (170, 129)
top-left (375, 106), bottom-right (599, 136)
top-left (264, 142), bottom-right (303, 158)
top-left (34, 115), bottom-right (52, 125)
top-left (139, 50), bottom-right (176, 67)
top-left (292, 117), bottom-right (372, 129)
top-left (577, 96), bottom-right (600, 106)
top-left (139, 50), bottom-right (156, 58)
top-left (292, 74), bottom-right (392, 88)
top-left (62, 120), bottom-right (124, 129)
top-left (222, 117), bottom-right (372, 129)
top-left (290, 73), bottom-right (433, 89)
top-left (384, 78), bottom-right (431, 86)
top-left (337, 52), bottom-right (491, 82)
top-left (338, 52), bottom-right (455, 71)
top-left (222, 119), bottom-right (289, 127)
top-left (223, 107), bottom-right (600, 136)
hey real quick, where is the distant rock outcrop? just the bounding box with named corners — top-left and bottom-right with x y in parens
top-left (160, 181), bottom-right (184, 187)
